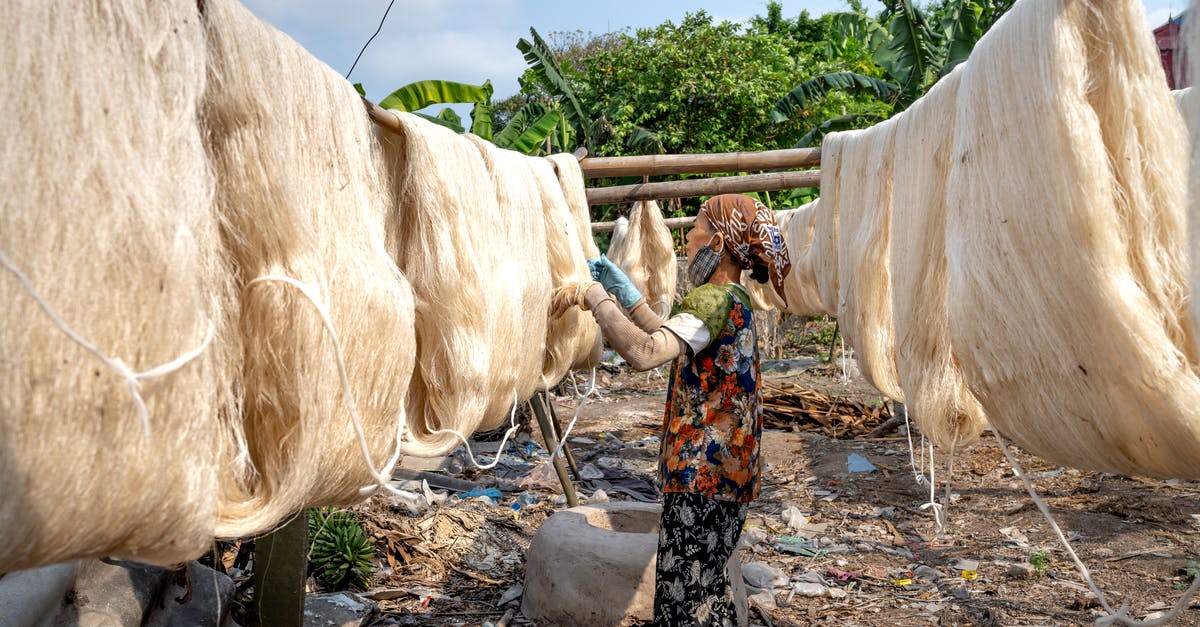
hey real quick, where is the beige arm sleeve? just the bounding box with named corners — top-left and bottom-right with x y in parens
top-left (583, 284), bottom-right (685, 371)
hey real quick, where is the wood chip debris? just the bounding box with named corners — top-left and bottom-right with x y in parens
top-left (761, 381), bottom-right (891, 438)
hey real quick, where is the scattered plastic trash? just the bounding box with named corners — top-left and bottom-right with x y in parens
top-left (579, 463), bottom-right (605, 480)
top-left (741, 562), bottom-right (789, 589)
top-left (791, 582), bottom-right (828, 597)
top-left (780, 506), bottom-right (808, 531)
top-left (459, 487), bottom-right (502, 501)
top-left (825, 567), bottom-right (861, 582)
top-left (588, 489), bottom-right (610, 503)
top-left (776, 536), bottom-right (824, 557)
top-left (847, 453), bottom-right (877, 473)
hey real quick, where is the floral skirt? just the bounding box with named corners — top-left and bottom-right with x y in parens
top-left (653, 492), bottom-right (748, 627)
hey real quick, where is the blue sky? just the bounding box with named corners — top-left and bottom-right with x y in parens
top-left (242, 0), bottom-right (1185, 106)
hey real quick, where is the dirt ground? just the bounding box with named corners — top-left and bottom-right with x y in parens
top-left (342, 317), bottom-right (1200, 626)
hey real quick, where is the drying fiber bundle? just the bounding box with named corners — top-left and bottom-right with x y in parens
top-left (536, 156), bottom-right (603, 378)
top-left (464, 135), bottom-right (552, 418)
top-left (783, 201), bottom-right (830, 316)
top-left (832, 124), bottom-right (905, 402)
top-left (376, 113), bottom-right (521, 456)
top-left (945, 0), bottom-right (1200, 478)
top-left (0, 0), bottom-right (235, 571)
top-left (889, 66), bottom-right (987, 449)
top-left (1192, 4), bottom-right (1200, 339)
top-left (203, 0), bottom-right (416, 536)
top-left (608, 200), bottom-right (678, 316)
top-left (808, 133), bottom-right (849, 317)
top-left (607, 216), bottom-right (631, 258)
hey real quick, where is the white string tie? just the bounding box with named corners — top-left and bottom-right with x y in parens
top-left (552, 367), bottom-right (599, 460)
top-left (425, 392), bottom-right (522, 471)
top-left (918, 441), bottom-right (945, 532)
top-left (245, 276), bottom-right (410, 499)
top-left (2, 247), bottom-right (215, 436)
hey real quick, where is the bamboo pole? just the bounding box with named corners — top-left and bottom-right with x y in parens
top-left (530, 393), bottom-right (579, 507)
top-left (580, 147), bottom-right (820, 179)
top-left (586, 169), bottom-right (821, 206)
top-left (364, 98), bottom-right (403, 135)
top-left (592, 215), bottom-right (700, 233)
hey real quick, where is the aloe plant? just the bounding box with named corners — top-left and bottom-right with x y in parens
top-left (307, 508), bottom-right (375, 590)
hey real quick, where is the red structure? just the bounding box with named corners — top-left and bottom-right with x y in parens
top-left (1155, 13), bottom-right (1188, 89)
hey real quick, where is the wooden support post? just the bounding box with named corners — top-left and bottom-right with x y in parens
top-left (250, 512), bottom-right (308, 627)
top-left (580, 147), bottom-right (820, 178)
top-left (530, 392), bottom-right (579, 507)
top-left (545, 399), bottom-right (582, 481)
top-left (586, 169), bottom-right (821, 206)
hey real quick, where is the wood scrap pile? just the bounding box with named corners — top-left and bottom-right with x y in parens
top-left (761, 381), bottom-right (891, 438)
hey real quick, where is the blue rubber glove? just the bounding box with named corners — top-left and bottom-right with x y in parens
top-left (587, 256), bottom-right (643, 309)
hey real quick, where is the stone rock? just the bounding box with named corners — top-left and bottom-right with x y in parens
top-left (56, 559), bottom-right (170, 627)
top-left (303, 592), bottom-right (377, 627)
top-left (913, 565), bottom-right (942, 581)
top-left (523, 502), bottom-right (747, 627)
top-left (523, 503), bottom-right (659, 626)
top-left (0, 562), bottom-right (79, 627)
top-left (144, 562), bottom-right (235, 627)
top-left (1006, 563), bottom-right (1035, 579)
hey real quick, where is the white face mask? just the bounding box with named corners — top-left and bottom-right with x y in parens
top-left (687, 234), bottom-right (723, 286)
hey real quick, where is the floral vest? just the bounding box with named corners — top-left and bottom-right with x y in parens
top-left (660, 284), bottom-right (762, 502)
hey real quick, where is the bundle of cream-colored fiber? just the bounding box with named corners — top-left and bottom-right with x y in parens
top-left (608, 216), bottom-right (631, 258)
top-left (541, 154), bottom-right (604, 375)
top-left (808, 133), bottom-right (848, 317)
top-left (830, 125), bottom-right (904, 402)
top-left (888, 66), bottom-right (987, 449)
top-left (464, 135), bottom-right (553, 417)
top-left (1191, 5), bottom-right (1200, 343)
top-left (609, 200), bottom-right (678, 316)
top-left (378, 112), bottom-right (538, 456)
top-left (945, 0), bottom-right (1200, 478)
top-left (203, 0), bottom-right (416, 536)
top-left (0, 0), bottom-right (235, 572)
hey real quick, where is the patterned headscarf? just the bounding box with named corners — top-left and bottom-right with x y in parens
top-left (698, 194), bottom-right (792, 305)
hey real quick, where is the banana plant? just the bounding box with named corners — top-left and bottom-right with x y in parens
top-left (373, 78), bottom-right (563, 154)
top-left (376, 79), bottom-right (492, 134)
top-left (516, 27), bottom-right (664, 155)
top-left (771, 0), bottom-right (1012, 147)
top-left (770, 72), bottom-right (898, 124)
top-left (491, 102), bottom-right (564, 154)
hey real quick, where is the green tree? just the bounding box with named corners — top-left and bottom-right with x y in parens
top-left (566, 11), bottom-right (804, 156)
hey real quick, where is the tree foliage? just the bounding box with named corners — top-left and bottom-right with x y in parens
top-left (563, 11), bottom-right (804, 156)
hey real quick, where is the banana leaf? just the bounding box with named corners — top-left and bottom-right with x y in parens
top-left (771, 72), bottom-right (898, 123)
top-left (378, 79), bottom-right (490, 113)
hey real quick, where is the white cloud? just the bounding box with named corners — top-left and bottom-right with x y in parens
top-left (361, 30), bottom-right (528, 98)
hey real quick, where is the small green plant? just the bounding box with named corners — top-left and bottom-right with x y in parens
top-left (1177, 561), bottom-right (1200, 590)
top-left (307, 508), bottom-right (376, 590)
top-left (1028, 549), bottom-right (1051, 576)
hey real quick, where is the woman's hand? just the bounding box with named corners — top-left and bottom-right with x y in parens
top-left (550, 282), bottom-right (600, 318)
top-left (587, 256), bottom-right (643, 309)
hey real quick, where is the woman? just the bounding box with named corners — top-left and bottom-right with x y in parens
top-left (553, 194), bottom-right (791, 626)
